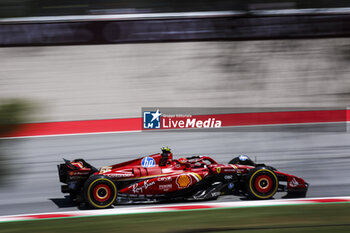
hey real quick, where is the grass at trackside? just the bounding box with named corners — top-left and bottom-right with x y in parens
top-left (1, 204), bottom-right (350, 233)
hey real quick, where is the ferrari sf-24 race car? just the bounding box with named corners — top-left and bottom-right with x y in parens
top-left (57, 147), bottom-right (308, 209)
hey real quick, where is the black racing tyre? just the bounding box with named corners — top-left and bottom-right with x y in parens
top-left (246, 167), bottom-right (278, 200)
top-left (84, 175), bottom-right (117, 209)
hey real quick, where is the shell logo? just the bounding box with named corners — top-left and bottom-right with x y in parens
top-left (176, 175), bottom-right (192, 188)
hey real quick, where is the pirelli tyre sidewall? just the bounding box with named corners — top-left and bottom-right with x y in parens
top-left (246, 167), bottom-right (278, 200)
top-left (84, 175), bottom-right (117, 209)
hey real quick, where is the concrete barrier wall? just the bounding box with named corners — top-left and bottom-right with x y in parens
top-left (1, 39), bottom-right (350, 122)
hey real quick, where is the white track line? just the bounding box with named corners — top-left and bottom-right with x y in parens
top-left (0, 196), bottom-right (350, 223)
top-left (0, 11), bottom-right (242, 24)
top-left (1, 8), bottom-right (350, 24)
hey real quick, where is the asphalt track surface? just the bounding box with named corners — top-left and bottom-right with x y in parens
top-left (1, 124), bottom-right (350, 216)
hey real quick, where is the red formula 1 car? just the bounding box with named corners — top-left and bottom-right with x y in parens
top-left (57, 148), bottom-right (308, 208)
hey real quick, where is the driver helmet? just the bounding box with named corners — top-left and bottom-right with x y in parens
top-left (161, 146), bottom-right (171, 154)
top-left (159, 147), bottom-right (172, 166)
top-left (229, 155), bottom-right (256, 166)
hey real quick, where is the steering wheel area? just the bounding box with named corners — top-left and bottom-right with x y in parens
top-left (186, 156), bottom-right (217, 168)
top-left (172, 156), bottom-right (218, 168)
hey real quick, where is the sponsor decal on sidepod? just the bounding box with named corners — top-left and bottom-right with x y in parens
top-left (132, 180), bottom-right (156, 193)
top-left (176, 175), bottom-right (192, 188)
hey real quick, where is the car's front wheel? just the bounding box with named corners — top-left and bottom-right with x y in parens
top-left (246, 167), bottom-right (278, 200)
top-left (84, 175), bottom-right (117, 208)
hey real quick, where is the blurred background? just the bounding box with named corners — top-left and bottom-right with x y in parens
top-left (1, 1), bottom-right (350, 121)
top-left (1, 0), bottom-right (350, 17)
top-left (1, 0), bottom-right (350, 230)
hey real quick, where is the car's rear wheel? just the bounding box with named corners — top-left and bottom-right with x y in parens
top-left (246, 167), bottom-right (278, 200)
top-left (84, 175), bottom-right (117, 208)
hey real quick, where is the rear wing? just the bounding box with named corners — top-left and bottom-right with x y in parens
top-left (63, 158), bottom-right (79, 170)
top-left (57, 158), bottom-right (98, 183)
